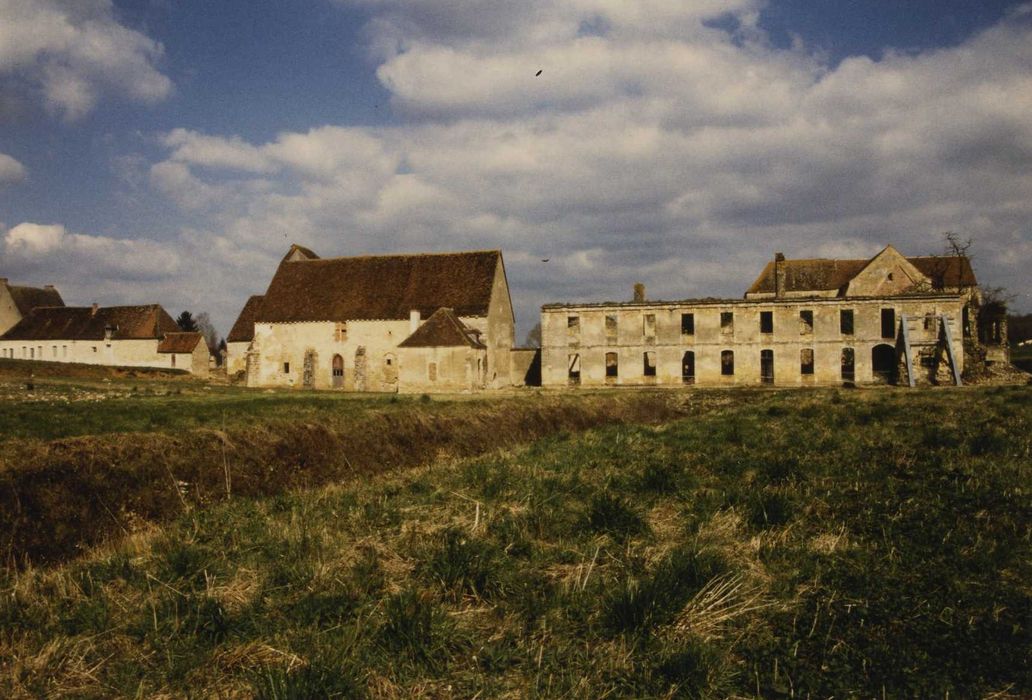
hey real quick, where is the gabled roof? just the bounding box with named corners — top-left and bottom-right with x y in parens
top-left (256, 248), bottom-right (501, 323)
top-left (4, 282), bottom-right (64, 315)
top-left (0, 305), bottom-right (179, 341)
top-left (398, 308), bottom-right (486, 348)
top-left (746, 251), bottom-right (977, 296)
top-left (158, 331), bottom-right (205, 354)
top-left (227, 295), bottom-right (264, 343)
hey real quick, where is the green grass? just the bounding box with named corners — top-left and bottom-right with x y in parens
top-left (1, 386), bottom-right (1030, 697)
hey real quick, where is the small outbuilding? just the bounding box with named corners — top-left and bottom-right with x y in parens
top-left (397, 307), bottom-right (487, 393)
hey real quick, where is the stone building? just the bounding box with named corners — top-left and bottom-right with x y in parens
top-left (0, 303), bottom-right (210, 374)
top-left (235, 245), bottom-right (515, 392)
top-left (225, 294), bottom-right (263, 376)
top-left (0, 278), bottom-right (64, 336)
top-left (157, 331), bottom-right (210, 374)
top-left (541, 246), bottom-right (976, 388)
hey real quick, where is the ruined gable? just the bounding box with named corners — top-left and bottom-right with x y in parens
top-left (844, 245), bottom-right (928, 297)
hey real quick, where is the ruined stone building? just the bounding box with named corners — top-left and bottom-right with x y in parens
top-left (0, 303), bottom-right (210, 374)
top-left (541, 245), bottom-right (982, 388)
top-left (0, 278), bottom-right (64, 336)
top-left (229, 245), bottom-right (516, 392)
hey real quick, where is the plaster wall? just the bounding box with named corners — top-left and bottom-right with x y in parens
top-left (0, 339), bottom-right (175, 369)
top-left (398, 346), bottom-right (486, 393)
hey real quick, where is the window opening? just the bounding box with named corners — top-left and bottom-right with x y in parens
top-left (681, 313), bottom-right (694, 335)
top-left (760, 311), bottom-right (773, 334)
top-left (800, 310), bottom-right (813, 334)
top-left (840, 309), bottom-right (854, 335)
top-left (800, 348), bottom-right (814, 375)
top-left (721, 350), bottom-right (734, 375)
top-left (643, 351), bottom-right (657, 377)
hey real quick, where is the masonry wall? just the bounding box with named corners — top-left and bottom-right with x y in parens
top-left (541, 296), bottom-right (966, 388)
top-left (0, 339), bottom-right (174, 370)
top-left (0, 287), bottom-right (20, 336)
top-left (398, 346), bottom-right (486, 393)
top-left (225, 341), bottom-right (249, 376)
top-left (483, 262), bottom-right (516, 389)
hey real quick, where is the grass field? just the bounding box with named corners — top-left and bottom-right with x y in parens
top-left (1, 385), bottom-right (1029, 697)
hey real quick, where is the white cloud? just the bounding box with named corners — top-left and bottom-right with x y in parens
top-left (133, 0), bottom-right (1032, 331)
top-left (0, 0), bottom-right (172, 120)
top-left (0, 152), bottom-right (25, 184)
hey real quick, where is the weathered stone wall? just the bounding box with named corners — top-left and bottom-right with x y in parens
top-left (225, 341), bottom-right (249, 375)
top-left (398, 345), bottom-right (486, 393)
top-left (541, 296), bottom-right (966, 388)
top-left (0, 286), bottom-right (20, 336)
top-left (510, 348), bottom-right (541, 386)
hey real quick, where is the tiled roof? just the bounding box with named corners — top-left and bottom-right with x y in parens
top-left (5, 284), bottom-right (64, 315)
top-left (226, 295), bottom-right (263, 343)
top-left (256, 249), bottom-right (500, 323)
top-left (746, 254), bottom-right (977, 296)
top-left (158, 332), bottom-right (205, 353)
top-left (0, 305), bottom-right (179, 341)
top-left (398, 308), bottom-right (486, 348)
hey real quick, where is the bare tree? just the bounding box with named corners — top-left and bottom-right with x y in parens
top-left (523, 322), bottom-right (542, 348)
top-left (194, 312), bottom-right (219, 354)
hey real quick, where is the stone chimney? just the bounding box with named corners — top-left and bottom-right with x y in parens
top-left (410, 309), bottom-right (421, 333)
top-left (91, 303), bottom-right (99, 317)
top-left (633, 283), bottom-right (646, 303)
top-left (0, 278), bottom-right (8, 286)
top-left (44, 284), bottom-right (55, 290)
top-left (774, 253), bottom-right (786, 298)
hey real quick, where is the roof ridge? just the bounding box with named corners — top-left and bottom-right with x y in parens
top-left (289, 249), bottom-right (501, 263)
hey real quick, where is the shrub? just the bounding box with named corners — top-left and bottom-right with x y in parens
top-left (586, 492), bottom-right (647, 541)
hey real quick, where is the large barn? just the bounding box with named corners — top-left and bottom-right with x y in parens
top-left (229, 245), bottom-right (516, 392)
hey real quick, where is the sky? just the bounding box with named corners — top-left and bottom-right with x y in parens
top-left (2, 0), bottom-right (1031, 341)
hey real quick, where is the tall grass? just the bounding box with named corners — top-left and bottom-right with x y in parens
top-left (0, 386), bottom-right (1029, 697)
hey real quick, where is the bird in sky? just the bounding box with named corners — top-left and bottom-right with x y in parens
top-left (535, 69), bottom-right (543, 76)
top-left (541, 258), bottom-right (550, 262)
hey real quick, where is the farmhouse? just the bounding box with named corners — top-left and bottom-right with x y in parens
top-left (225, 294), bottom-right (263, 376)
top-left (0, 278), bottom-right (64, 336)
top-left (541, 245), bottom-right (985, 388)
top-left (0, 303), bottom-right (210, 374)
top-left (234, 245), bottom-right (515, 392)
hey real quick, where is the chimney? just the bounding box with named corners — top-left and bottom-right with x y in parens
top-left (410, 309), bottom-right (421, 333)
top-left (91, 303), bottom-right (99, 317)
top-left (44, 284), bottom-right (55, 290)
top-left (0, 278), bottom-right (7, 286)
top-left (633, 283), bottom-right (646, 303)
top-left (774, 253), bottom-right (786, 298)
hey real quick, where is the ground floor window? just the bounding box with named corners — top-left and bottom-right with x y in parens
top-left (428, 362), bottom-right (437, 382)
top-left (283, 361), bottom-right (290, 374)
top-left (682, 351), bottom-right (695, 385)
top-left (568, 353), bottom-right (581, 385)
top-left (760, 349), bottom-right (774, 384)
top-left (721, 350), bottom-right (734, 376)
top-left (841, 347), bottom-right (855, 382)
top-left (643, 351), bottom-right (657, 377)
top-left (605, 352), bottom-right (618, 378)
top-left (800, 348), bottom-right (814, 375)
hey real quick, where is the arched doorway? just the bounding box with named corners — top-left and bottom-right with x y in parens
top-left (332, 354), bottom-right (344, 388)
top-left (682, 351), bottom-right (695, 385)
top-left (872, 344), bottom-right (896, 384)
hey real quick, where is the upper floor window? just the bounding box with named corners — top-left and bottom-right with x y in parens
top-left (681, 313), bottom-right (694, 335)
top-left (760, 311), bottom-right (774, 334)
top-left (283, 362), bottom-right (290, 374)
top-left (643, 314), bottom-right (656, 338)
top-left (799, 310), bottom-right (813, 334)
top-left (881, 308), bottom-right (896, 339)
top-left (605, 314), bottom-right (618, 342)
top-left (840, 309), bottom-right (854, 335)
top-left (334, 322), bottom-right (348, 342)
top-left (720, 312), bottom-right (734, 334)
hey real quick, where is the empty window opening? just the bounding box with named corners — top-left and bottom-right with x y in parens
top-left (605, 314), bottom-right (618, 341)
top-left (800, 310), bottom-right (814, 334)
top-left (760, 349), bottom-right (774, 384)
top-left (962, 305), bottom-right (971, 337)
top-left (681, 313), bottom-right (695, 335)
top-left (841, 347), bottom-right (855, 383)
top-left (171, 355), bottom-right (176, 368)
top-left (334, 322), bottom-right (348, 342)
top-left (800, 348), bottom-right (814, 375)
top-left (682, 351), bottom-right (695, 385)
top-left (643, 351), bottom-right (657, 377)
top-left (428, 362), bottom-right (437, 382)
top-left (919, 348), bottom-right (937, 368)
top-left (720, 312), bottom-right (734, 334)
top-left (923, 313), bottom-right (935, 331)
top-left (881, 308), bottom-right (896, 339)
top-left (840, 309), bottom-right (854, 335)
top-left (605, 352), bottom-right (618, 378)
top-left (643, 314), bottom-right (656, 339)
top-left (872, 344), bottom-right (896, 383)
top-left (721, 350), bottom-right (735, 376)
top-left (568, 353), bottom-right (581, 385)
top-left (283, 362), bottom-right (290, 374)
top-left (760, 311), bottom-right (774, 334)
top-left (567, 315), bottom-right (580, 331)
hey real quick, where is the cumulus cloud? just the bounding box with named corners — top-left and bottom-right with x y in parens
top-left (0, 152), bottom-right (25, 184)
top-left (144, 0), bottom-right (1032, 332)
top-left (3, 222), bottom-right (180, 282)
top-left (0, 0), bottom-right (172, 120)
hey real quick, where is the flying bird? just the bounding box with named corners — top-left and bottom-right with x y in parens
top-left (535, 69), bottom-right (543, 76)
top-left (541, 258), bottom-right (550, 262)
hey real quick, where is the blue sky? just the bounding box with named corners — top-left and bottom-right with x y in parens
top-left (2, 0), bottom-right (1031, 339)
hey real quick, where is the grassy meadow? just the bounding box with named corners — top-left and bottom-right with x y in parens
top-left (1, 385), bottom-right (1029, 697)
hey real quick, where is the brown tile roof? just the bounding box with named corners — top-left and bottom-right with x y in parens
top-left (257, 249), bottom-right (501, 323)
top-left (5, 283), bottom-right (64, 315)
top-left (0, 305), bottom-right (179, 341)
top-left (158, 332), bottom-right (205, 353)
top-left (226, 295), bottom-right (264, 343)
top-left (398, 308), bottom-right (486, 348)
top-left (746, 254), bottom-right (977, 296)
